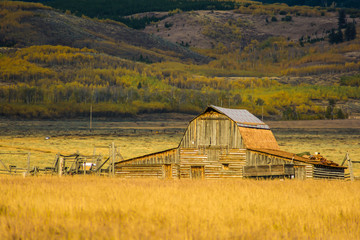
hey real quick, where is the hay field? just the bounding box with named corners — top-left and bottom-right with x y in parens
top-left (0, 119), bottom-right (360, 239)
top-left (1, 177), bottom-right (360, 239)
top-left (0, 119), bottom-right (185, 168)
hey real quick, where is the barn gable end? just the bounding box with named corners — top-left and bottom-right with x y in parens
top-left (180, 110), bottom-right (243, 149)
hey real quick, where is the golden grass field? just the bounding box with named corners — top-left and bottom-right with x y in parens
top-left (0, 119), bottom-right (360, 239)
top-left (1, 177), bottom-right (360, 239)
top-left (0, 118), bottom-right (359, 172)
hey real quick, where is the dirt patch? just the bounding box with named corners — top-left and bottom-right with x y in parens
top-left (268, 119), bottom-right (360, 129)
top-left (144, 10), bottom-right (339, 49)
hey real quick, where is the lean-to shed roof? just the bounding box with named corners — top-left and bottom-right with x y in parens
top-left (248, 148), bottom-right (346, 169)
top-left (208, 105), bottom-right (270, 129)
top-left (115, 148), bottom-right (177, 164)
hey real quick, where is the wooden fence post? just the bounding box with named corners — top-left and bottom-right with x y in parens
top-left (112, 142), bottom-right (115, 177)
top-left (108, 145), bottom-right (111, 177)
top-left (27, 152), bottom-right (30, 175)
top-left (346, 153), bottom-right (355, 181)
top-left (59, 157), bottom-right (63, 177)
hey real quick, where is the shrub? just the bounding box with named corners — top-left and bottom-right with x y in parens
top-left (164, 22), bottom-right (173, 28)
top-left (282, 15), bottom-right (292, 22)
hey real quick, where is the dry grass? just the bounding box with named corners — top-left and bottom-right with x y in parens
top-left (1, 119), bottom-right (360, 239)
top-left (0, 119), bottom-right (359, 174)
top-left (0, 134), bottom-right (182, 168)
top-left (1, 177), bottom-right (360, 239)
top-left (274, 129), bottom-right (360, 175)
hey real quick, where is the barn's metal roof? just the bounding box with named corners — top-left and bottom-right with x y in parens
top-left (209, 105), bottom-right (270, 129)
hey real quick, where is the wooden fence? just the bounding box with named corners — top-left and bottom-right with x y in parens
top-left (341, 152), bottom-right (360, 181)
top-left (0, 142), bottom-right (123, 177)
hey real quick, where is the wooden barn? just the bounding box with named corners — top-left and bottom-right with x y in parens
top-left (115, 105), bottom-right (346, 179)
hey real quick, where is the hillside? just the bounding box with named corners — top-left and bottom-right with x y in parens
top-left (143, 10), bottom-right (338, 49)
top-left (1, 1), bottom-right (360, 120)
top-left (0, 2), bottom-right (209, 63)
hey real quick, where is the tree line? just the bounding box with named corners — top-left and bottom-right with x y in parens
top-left (1, 45), bottom-right (359, 119)
top-left (257, 0), bottom-right (360, 9)
top-left (328, 9), bottom-right (357, 44)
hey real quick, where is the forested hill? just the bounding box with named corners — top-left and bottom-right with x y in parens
top-left (19, 0), bottom-right (360, 29)
top-left (21, 0), bottom-right (360, 19)
top-left (1, 1), bottom-right (360, 120)
top-left (257, 0), bottom-right (360, 9)
top-left (0, 1), bottom-right (208, 63)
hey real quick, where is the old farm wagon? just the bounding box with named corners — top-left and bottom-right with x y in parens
top-left (115, 105), bottom-right (346, 179)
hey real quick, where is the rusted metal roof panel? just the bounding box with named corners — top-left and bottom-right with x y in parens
top-left (239, 127), bottom-right (280, 150)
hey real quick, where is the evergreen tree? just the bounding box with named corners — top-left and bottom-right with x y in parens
top-left (325, 106), bottom-right (333, 119)
top-left (255, 98), bottom-right (264, 106)
top-left (337, 27), bottom-right (343, 43)
top-left (338, 9), bottom-right (347, 29)
top-left (345, 22), bottom-right (356, 41)
top-left (336, 108), bottom-right (346, 119)
top-left (328, 28), bottom-right (337, 44)
top-left (328, 28), bottom-right (344, 44)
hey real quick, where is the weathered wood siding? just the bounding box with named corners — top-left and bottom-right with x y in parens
top-left (247, 150), bottom-right (314, 179)
top-left (305, 165), bottom-right (314, 179)
top-left (218, 149), bottom-right (246, 178)
top-left (179, 149), bottom-right (207, 179)
top-left (115, 149), bottom-right (178, 179)
top-left (246, 151), bottom-right (291, 166)
top-left (179, 148), bottom-right (246, 179)
top-left (116, 165), bottom-right (163, 178)
top-left (313, 165), bottom-right (345, 179)
top-left (294, 166), bottom-right (307, 180)
top-left (243, 164), bottom-right (295, 177)
top-left (180, 111), bottom-right (243, 149)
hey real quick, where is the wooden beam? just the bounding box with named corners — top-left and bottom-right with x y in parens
top-left (116, 147), bottom-right (125, 161)
top-left (112, 142), bottom-right (115, 177)
top-left (89, 104), bottom-right (92, 132)
top-left (95, 157), bottom-right (109, 172)
top-left (341, 153), bottom-right (347, 166)
top-left (347, 153), bottom-right (354, 181)
top-left (27, 152), bottom-right (30, 174)
top-left (0, 152), bottom-right (28, 155)
top-left (0, 159), bottom-right (9, 172)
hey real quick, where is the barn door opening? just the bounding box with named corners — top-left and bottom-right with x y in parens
top-left (191, 166), bottom-right (204, 179)
top-left (163, 164), bottom-right (172, 179)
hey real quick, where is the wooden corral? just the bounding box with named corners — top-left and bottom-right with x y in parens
top-left (53, 143), bottom-right (121, 176)
top-left (115, 105), bottom-right (346, 179)
top-left (0, 143), bottom-right (120, 177)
